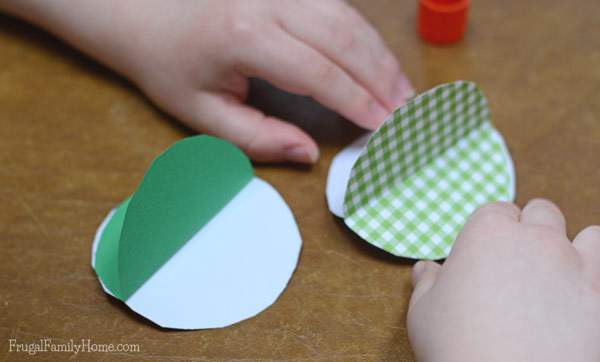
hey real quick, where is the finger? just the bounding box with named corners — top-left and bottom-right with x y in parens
top-left (409, 260), bottom-right (441, 309)
top-left (520, 198), bottom-right (566, 234)
top-left (181, 92), bottom-right (319, 163)
top-left (573, 225), bottom-right (600, 276)
top-left (468, 201), bottom-right (521, 224)
top-left (235, 27), bottom-right (389, 130)
top-left (278, 0), bottom-right (413, 110)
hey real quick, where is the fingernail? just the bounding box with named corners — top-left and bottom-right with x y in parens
top-left (285, 145), bottom-right (319, 164)
top-left (369, 100), bottom-right (388, 127)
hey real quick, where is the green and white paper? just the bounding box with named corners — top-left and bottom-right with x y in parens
top-left (92, 136), bottom-right (302, 329)
top-left (326, 81), bottom-right (515, 260)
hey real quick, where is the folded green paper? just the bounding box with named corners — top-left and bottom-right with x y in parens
top-left (327, 81), bottom-right (515, 260)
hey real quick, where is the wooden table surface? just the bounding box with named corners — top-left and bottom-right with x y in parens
top-left (1, 0), bottom-right (599, 360)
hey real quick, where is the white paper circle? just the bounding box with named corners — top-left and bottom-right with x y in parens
top-left (325, 133), bottom-right (372, 217)
top-left (92, 177), bottom-right (302, 329)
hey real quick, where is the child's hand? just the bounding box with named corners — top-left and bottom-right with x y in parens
top-left (124, 0), bottom-right (412, 163)
top-left (2, 0), bottom-right (412, 163)
top-left (408, 199), bottom-right (600, 362)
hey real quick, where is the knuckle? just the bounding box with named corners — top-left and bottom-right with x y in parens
top-left (581, 225), bottom-right (600, 240)
top-left (465, 202), bottom-right (519, 233)
top-left (224, 7), bottom-right (261, 45)
top-left (239, 121), bottom-right (265, 157)
top-left (315, 62), bottom-right (340, 84)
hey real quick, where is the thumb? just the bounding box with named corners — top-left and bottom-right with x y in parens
top-left (409, 260), bottom-right (441, 310)
top-left (180, 92), bottom-right (319, 163)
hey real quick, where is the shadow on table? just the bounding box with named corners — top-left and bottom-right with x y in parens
top-left (247, 78), bottom-right (365, 148)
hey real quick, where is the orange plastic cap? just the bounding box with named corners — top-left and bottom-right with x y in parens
top-left (418, 0), bottom-right (469, 44)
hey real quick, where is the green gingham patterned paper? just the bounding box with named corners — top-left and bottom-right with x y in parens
top-left (343, 81), bottom-right (514, 260)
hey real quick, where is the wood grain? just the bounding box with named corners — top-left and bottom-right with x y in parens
top-left (1, 1), bottom-right (599, 360)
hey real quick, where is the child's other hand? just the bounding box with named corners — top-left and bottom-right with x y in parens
top-left (113, 0), bottom-right (412, 163)
top-left (408, 199), bottom-right (600, 362)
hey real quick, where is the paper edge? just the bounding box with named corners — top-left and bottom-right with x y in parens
top-left (91, 208), bottom-right (117, 298)
top-left (490, 126), bottom-right (517, 201)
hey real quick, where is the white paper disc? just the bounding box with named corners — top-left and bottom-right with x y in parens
top-left (92, 177), bottom-right (302, 329)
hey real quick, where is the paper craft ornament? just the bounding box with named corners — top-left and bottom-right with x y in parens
top-left (326, 81), bottom-right (515, 260)
top-left (91, 136), bottom-right (302, 329)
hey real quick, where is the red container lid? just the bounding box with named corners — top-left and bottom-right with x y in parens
top-left (418, 0), bottom-right (469, 44)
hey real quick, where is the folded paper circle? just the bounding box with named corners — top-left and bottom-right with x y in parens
top-left (326, 81), bottom-right (515, 260)
top-left (91, 136), bottom-right (302, 329)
